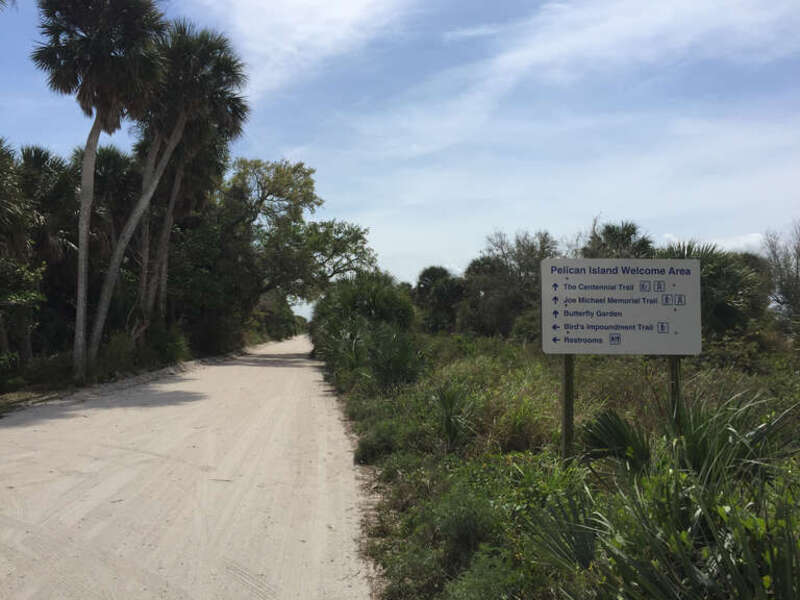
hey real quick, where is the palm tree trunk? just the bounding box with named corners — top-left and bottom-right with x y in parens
top-left (73, 112), bottom-right (104, 383)
top-left (138, 210), bottom-right (150, 314)
top-left (146, 166), bottom-right (183, 320)
top-left (87, 114), bottom-right (187, 369)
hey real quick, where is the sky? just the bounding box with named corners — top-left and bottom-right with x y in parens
top-left (1, 0), bottom-right (800, 288)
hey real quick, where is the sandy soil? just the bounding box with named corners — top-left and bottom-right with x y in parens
top-left (0, 337), bottom-right (373, 599)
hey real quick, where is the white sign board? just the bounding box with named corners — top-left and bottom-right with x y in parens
top-left (541, 259), bottom-right (701, 355)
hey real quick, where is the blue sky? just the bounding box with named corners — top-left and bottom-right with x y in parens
top-left (2, 0), bottom-right (799, 286)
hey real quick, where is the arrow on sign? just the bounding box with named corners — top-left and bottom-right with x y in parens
top-left (552, 283), bottom-right (559, 291)
top-left (552, 337), bottom-right (560, 344)
top-left (552, 296), bottom-right (559, 303)
top-left (552, 324), bottom-right (560, 330)
top-left (552, 310), bottom-right (559, 318)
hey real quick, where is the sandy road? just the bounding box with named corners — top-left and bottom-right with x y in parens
top-left (0, 337), bottom-right (373, 599)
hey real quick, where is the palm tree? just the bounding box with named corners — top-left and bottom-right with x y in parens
top-left (0, 139), bottom-right (23, 355)
top-left (658, 241), bottom-right (766, 337)
top-left (581, 219), bottom-right (655, 258)
top-left (143, 119), bottom-right (236, 323)
top-left (0, 139), bottom-right (24, 236)
top-left (32, 0), bottom-right (164, 382)
top-left (87, 20), bottom-right (248, 368)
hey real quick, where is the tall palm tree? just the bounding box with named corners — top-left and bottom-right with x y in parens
top-left (31, 0), bottom-right (164, 382)
top-left (143, 119), bottom-right (236, 322)
top-left (87, 20), bottom-right (247, 368)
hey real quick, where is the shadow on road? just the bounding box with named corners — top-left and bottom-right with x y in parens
top-left (0, 346), bottom-right (318, 428)
top-left (223, 352), bottom-right (317, 369)
top-left (0, 379), bottom-right (205, 429)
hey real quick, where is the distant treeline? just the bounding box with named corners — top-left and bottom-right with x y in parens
top-left (411, 221), bottom-right (800, 352)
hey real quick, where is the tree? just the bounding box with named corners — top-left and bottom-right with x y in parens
top-left (87, 20), bottom-right (248, 369)
top-left (302, 220), bottom-right (376, 290)
top-left (415, 266), bottom-right (452, 305)
top-left (458, 255), bottom-right (520, 336)
top-left (658, 242), bottom-right (768, 338)
top-left (227, 158), bottom-right (322, 302)
top-left (131, 107), bottom-right (243, 335)
top-left (581, 219), bottom-right (655, 258)
top-left (0, 139), bottom-right (25, 355)
top-left (16, 146), bottom-right (79, 361)
top-left (32, 0), bottom-right (165, 381)
top-left (458, 230), bottom-right (558, 337)
top-left (258, 219), bottom-right (376, 301)
top-left (414, 266), bottom-right (464, 333)
top-left (20, 147), bottom-right (80, 357)
top-left (0, 139), bottom-right (23, 241)
top-left (764, 222), bottom-right (800, 330)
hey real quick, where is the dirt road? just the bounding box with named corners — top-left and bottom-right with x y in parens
top-left (0, 337), bottom-right (373, 599)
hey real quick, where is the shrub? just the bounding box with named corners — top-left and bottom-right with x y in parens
top-left (146, 322), bottom-right (192, 365)
top-left (366, 323), bottom-right (422, 390)
top-left (434, 381), bottom-right (474, 452)
top-left (355, 420), bottom-right (399, 464)
top-left (510, 308), bottom-right (540, 345)
top-left (442, 549), bottom-right (524, 600)
top-left (432, 489), bottom-right (501, 572)
top-left (0, 352), bottom-right (20, 392)
top-left (312, 270), bottom-right (418, 392)
top-left (23, 351), bottom-right (72, 387)
top-left (97, 331), bottom-right (136, 377)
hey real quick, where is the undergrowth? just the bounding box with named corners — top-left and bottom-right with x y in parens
top-left (311, 274), bottom-right (800, 599)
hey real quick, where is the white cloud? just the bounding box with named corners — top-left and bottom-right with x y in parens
top-left (352, 0), bottom-right (800, 159)
top-left (442, 23), bottom-right (507, 42)
top-left (182, 0), bottom-right (414, 99)
top-left (661, 233), bottom-right (765, 253)
top-left (709, 233), bottom-right (765, 253)
top-left (307, 112), bottom-right (800, 281)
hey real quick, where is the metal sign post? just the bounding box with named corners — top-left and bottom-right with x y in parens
top-left (541, 258), bottom-right (702, 459)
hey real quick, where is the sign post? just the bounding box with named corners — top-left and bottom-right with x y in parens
top-left (669, 355), bottom-right (682, 435)
top-left (541, 258), bottom-right (701, 458)
top-left (562, 354), bottom-right (575, 458)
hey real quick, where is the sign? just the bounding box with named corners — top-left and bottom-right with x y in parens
top-left (541, 258), bottom-right (701, 355)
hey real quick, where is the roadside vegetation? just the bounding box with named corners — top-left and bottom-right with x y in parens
top-left (312, 220), bottom-right (800, 599)
top-left (0, 0), bottom-right (374, 395)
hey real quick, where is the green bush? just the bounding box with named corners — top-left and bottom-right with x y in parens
top-left (97, 331), bottom-right (136, 377)
top-left (312, 270), bottom-right (419, 392)
top-left (355, 420), bottom-right (400, 464)
top-left (442, 549), bottom-right (524, 600)
top-left (432, 488), bottom-right (501, 572)
top-left (23, 351), bottom-right (71, 387)
top-left (366, 323), bottom-right (422, 390)
top-left (510, 308), bottom-right (540, 345)
top-left (0, 352), bottom-right (20, 392)
top-left (146, 322), bottom-right (192, 365)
